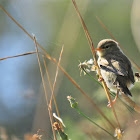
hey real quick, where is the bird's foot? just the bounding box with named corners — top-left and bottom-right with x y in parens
top-left (107, 90), bottom-right (119, 108)
top-left (98, 76), bottom-right (103, 82)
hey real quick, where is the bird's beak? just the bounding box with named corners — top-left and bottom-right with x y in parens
top-left (95, 48), bottom-right (103, 51)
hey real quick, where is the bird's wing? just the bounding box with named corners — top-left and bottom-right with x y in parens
top-left (99, 54), bottom-right (135, 83)
top-left (99, 56), bottom-right (128, 76)
top-left (98, 54), bottom-right (134, 96)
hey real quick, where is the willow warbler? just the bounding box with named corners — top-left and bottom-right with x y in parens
top-left (95, 39), bottom-right (135, 103)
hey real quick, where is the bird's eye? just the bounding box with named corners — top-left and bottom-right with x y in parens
top-left (105, 45), bottom-right (110, 48)
top-left (101, 44), bottom-right (110, 49)
top-left (104, 45), bottom-right (110, 49)
top-left (102, 45), bottom-right (109, 49)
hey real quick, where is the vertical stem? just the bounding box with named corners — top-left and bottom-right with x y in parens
top-left (43, 56), bottom-right (63, 130)
top-left (33, 36), bottom-right (57, 140)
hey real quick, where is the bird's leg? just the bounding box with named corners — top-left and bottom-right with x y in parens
top-left (94, 59), bottom-right (103, 82)
top-left (107, 89), bottom-right (119, 108)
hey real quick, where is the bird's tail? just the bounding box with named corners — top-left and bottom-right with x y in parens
top-left (119, 85), bottom-right (132, 96)
top-left (113, 80), bottom-right (132, 97)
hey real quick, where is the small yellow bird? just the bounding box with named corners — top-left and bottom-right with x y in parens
top-left (95, 39), bottom-right (135, 105)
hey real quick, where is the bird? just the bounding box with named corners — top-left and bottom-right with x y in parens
top-left (95, 39), bottom-right (135, 106)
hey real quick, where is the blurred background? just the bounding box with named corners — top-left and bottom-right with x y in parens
top-left (0, 0), bottom-right (140, 139)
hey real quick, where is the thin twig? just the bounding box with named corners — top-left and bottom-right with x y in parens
top-left (71, 1), bottom-right (94, 54)
top-left (50, 46), bottom-right (64, 129)
top-left (43, 45), bottom-right (64, 130)
top-left (122, 93), bottom-right (140, 113)
top-left (72, 0), bottom-right (121, 130)
top-left (0, 51), bottom-right (37, 61)
top-left (33, 35), bottom-right (57, 140)
top-left (43, 57), bottom-right (61, 124)
top-left (49, 45), bottom-right (64, 107)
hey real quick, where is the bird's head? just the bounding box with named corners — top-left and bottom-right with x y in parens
top-left (95, 39), bottom-right (120, 57)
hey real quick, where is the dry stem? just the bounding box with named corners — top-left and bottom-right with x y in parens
top-left (122, 93), bottom-right (140, 113)
top-left (0, 51), bottom-right (37, 61)
top-left (33, 35), bottom-right (57, 140)
top-left (43, 46), bottom-right (64, 130)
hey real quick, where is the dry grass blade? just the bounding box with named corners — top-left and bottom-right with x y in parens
top-left (72, 0), bottom-right (94, 55)
top-left (49, 45), bottom-right (64, 107)
top-left (43, 45), bottom-right (64, 130)
top-left (0, 51), bottom-right (37, 61)
top-left (43, 57), bottom-right (61, 124)
top-left (96, 16), bottom-right (140, 72)
top-left (33, 35), bottom-right (57, 140)
top-left (122, 93), bottom-right (140, 113)
top-left (50, 46), bottom-right (64, 128)
top-left (72, 0), bottom-right (121, 130)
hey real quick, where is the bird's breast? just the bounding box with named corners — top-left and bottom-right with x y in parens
top-left (100, 69), bottom-right (117, 93)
